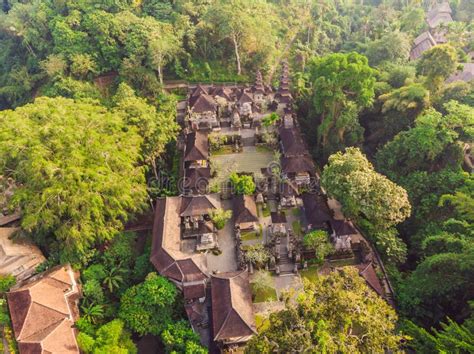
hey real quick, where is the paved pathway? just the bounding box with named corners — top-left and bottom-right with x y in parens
top-left (206, 200), bottom-right (238, 273)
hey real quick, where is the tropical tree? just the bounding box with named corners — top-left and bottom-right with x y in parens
top-left (119, 273), bottom-right (177, 336)
top-left (0, 97), bottom-right (147, 263)
top-left (246, 268), bottom-right (403, 353)
top-left (210, 208), bottom-right (232, 230)
top-left (161, 320), bottom-right (207, 354)
top-left (80, 303), bottom-right (105, 325)
top-left (303, 230), bottom-right (333, 261)
top-left (305, 52), bottom-right (376, 159)
top-left (77, 319), bottom-right (137, 354)
top-left (102, 265), bottom-right (127, 293)
top-left (229, 172), bottom-right (256, 195)
top-left (417, 44), bottom-right (458, 93)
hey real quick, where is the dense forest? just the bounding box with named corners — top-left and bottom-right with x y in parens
top-left (0, 0), bottom-right (473, 352)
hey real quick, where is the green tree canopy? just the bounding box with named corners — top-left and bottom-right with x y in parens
top-left (77, 319), bottom-right (137, 354)
top-left (305, 52), bottom-right (376, 159)
top-left (417, 44), bottom-right (458, 93)
top-left (246, 267), bottom-right (402, 353)
top-left (119, 273), bottom-right (178, 336)
top-left (0, 97), bottom-right (147, 262)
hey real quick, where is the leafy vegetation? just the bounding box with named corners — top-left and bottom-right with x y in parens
top-left (1, 0), bottom-right (474, 351)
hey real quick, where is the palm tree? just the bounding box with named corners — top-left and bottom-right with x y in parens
top-left (102, 265), bottom-right (126, 293)
top-left (81, 303), bottom-right (104, 324)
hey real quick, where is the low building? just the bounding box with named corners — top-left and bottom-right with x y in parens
top-left (150, 195), bottom-right (221, 302)
top-left (7, 265), bottom-right (81, 354)
top-left (183, 167), bottom-right (211, 195)
top-left (355, 262), bottom-right (385, 297)
top-left (427, 1), bottom-right (452, 29)
top-left (279, 127), bottom-right (309, 157)
top-left (281, 155), bottom-right (315, 185)
top-left (184, 131), bottom-right (209, 169)
top-left (410, 31), bottom-right (437, 60)
top-left (211, 270), bottom-right (256, 349)
top-left (0, 227), bottom-right (46, 281)
top-left (237, 90), bottom-right (254, 117)
top-left (233, 195), bottom-right (259, 231)
top-left (329, 219), bottom-right (357, 253)
top-left (188, 93), bottom-right (218, 130)
top-left (302, 193), bottom-right (332, 231)
top-left (279, 179), bottom-right (298, 208)
top-left (271, 212), bottom-right (287, 236)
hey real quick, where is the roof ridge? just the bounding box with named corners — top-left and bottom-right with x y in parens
top-left (17, 301), bottom-right (67, 341)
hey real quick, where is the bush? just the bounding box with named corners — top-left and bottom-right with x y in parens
top-left (83, 279), bottom-right (106, 304)
top-left (303, 230), bottom-right (334, 261)
top-left (0, 275), bottom-right (15, 293)
top-left (83, 264), bottom-right (106, 283)
top-left (210, 208), bottom-right (232, 230)
top-left (230, 172), bottom-right (256, 195)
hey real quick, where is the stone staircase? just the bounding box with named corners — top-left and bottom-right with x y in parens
top-left (278, 242), bottom-right (294, 274)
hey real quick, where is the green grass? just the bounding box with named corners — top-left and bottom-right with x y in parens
top-left (256, 145), bottom-right (272, 153)
top-left (212, 145), bottom-right (236, 155)
top-left (241, 229), bottom-right (261, 241)
top-left (300, 266), bottom-right (320, 284)
top-left (291, 208), bottom-right (301, 217)
top-left (255, 314), bottom-right (271, 332)
top-left (262, 204), bottom-right (271, 217)
top-left (292, 220), bottom-right (302, 236)
top-left (251, 284), bottom-right (278, 303)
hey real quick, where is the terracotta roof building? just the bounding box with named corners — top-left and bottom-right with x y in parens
top-left (150, 196), bottom-right (220, 299)
top-left (184, 167), bottom-right (211, 195)
top-left (7, 265), bottom-right (81, 354)
top-left (190, 94), bottom-right (217, 114)
top-left (0, 227), bottom-right (46, 281)
top-left (211, 270), bottom-right (256, 347)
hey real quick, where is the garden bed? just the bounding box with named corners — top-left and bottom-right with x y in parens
top-left (292, 220), bottom-right (302, 236)
top-left (241, 229), bottom-right (262, 241)
top-left (251, 284), bottom-right (278, 303)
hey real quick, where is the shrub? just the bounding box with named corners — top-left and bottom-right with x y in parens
top-left (210, 208), bottom-right (232, 230)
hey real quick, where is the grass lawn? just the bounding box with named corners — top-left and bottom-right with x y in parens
top-left (292, 220), bottom-right (302, 236)
top-left (251, 283), bottom-right (278, 303)
top-left (291, 207), bottom-right (301, 217)
top-left (262, 204), bottom-right (271, 217)
top-left (256, 145), bottom-right (272, 153)
top-left (212, 145), bottom-right (236, 156)
top-left (300, 266), bottom-right (320, 284)
top-left (255, 314), bottom-right (271, 332)
top-left (241, 229), bottom-right (262, 241)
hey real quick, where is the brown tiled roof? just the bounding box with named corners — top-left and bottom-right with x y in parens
top-left (184, 132), bottom-right (209, 161)
top-left (150, 197), bottom-right (210, 284)
top-left (184, 168), bottom-right (210, 193)
top-left (190, 94), bottom-right (216, 113)
top-left (191, 84), bottom-right (208, 97)
top-left (238, 91), bottom-right (254, 105)
top-left (211, 271), bottom-right (256, 341)
top-left (233, 195), bottom-right (258, 225)
top-left (279, 127), bottom-right (308, 157)
top-left (213, 87), bottom-right (233, 101)
top-left (330, 219), bottom-right (357, 236)
top-left (355, 263), bottom-right (385, 297)
top-left (281, 156), bottom-right (315, 174)
top-left (183, 283), bottom-right (206, 300)
top-left (7, 265), bottom-right (80, 354)
top-left (302, 193), bottom-right (332, 229)
top-left (180, 196), bottom-right (216, 217)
